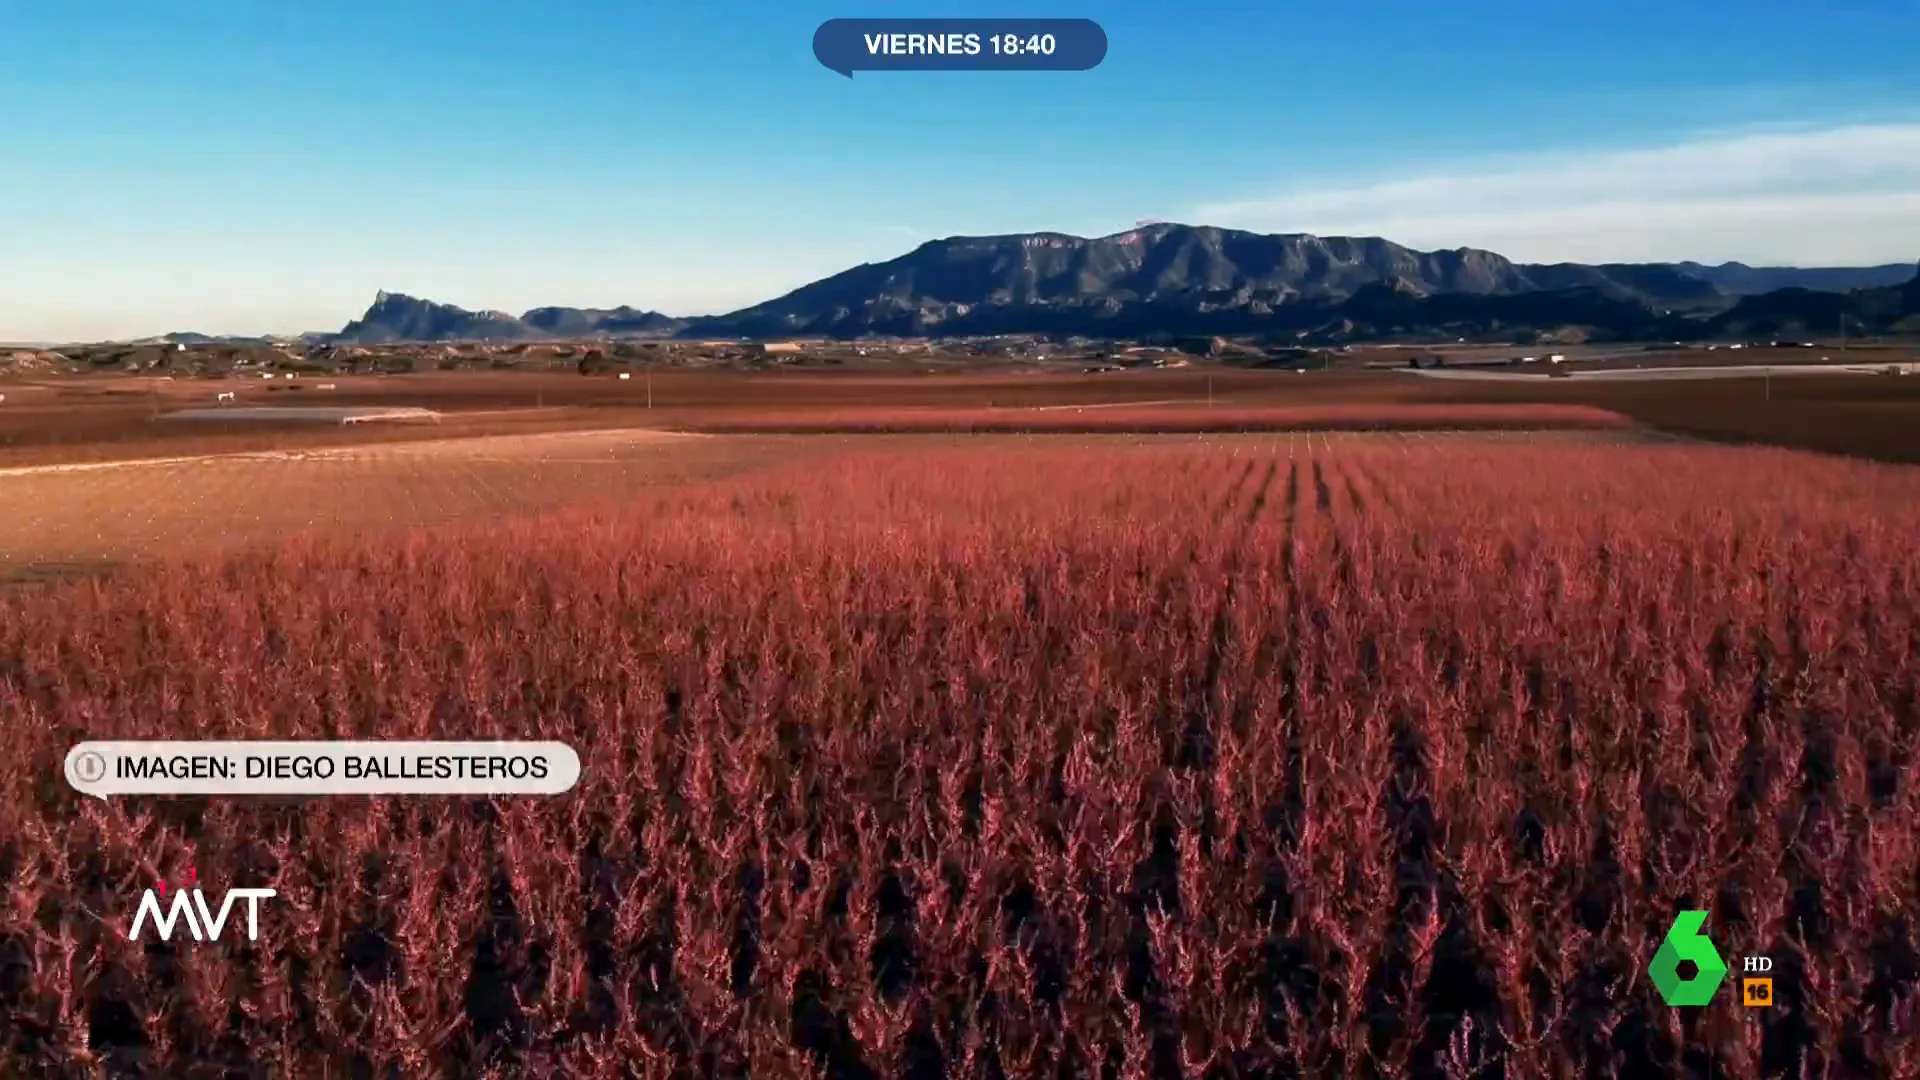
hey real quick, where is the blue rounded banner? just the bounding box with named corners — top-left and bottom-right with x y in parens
top-left (813, 19), bottom-right (1108, 77)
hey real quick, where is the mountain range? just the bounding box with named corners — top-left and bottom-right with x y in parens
top-left (299, 225), bottom-right (1920, 345)
top-left (330, 292), bottom-right (687, 344)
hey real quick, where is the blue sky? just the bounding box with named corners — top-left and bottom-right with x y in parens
top-left (3, 0), bottom-right (1919, 341)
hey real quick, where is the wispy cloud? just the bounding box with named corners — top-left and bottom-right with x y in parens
top-left (1191, 123), bottom-right (1920, 265)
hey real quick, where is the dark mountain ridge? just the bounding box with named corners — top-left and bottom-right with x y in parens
top-left (321, 227), bottom-right (1918, 345)
top-left (699, 225), bottom-right (1708, 338)
top-left (1671, 260), bottom-right (1919, 295)
top-left (521, 305), bottom-right (687, 338)
top-left (332, 292), bottom-right (686, 344)
top-left (1711, 260), bottom-right (1920, 337)
top-left (688, 225), bottom-right (1913, 342)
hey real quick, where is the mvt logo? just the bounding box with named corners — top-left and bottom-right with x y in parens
top-left (127, 867), bottom-right (277, 943)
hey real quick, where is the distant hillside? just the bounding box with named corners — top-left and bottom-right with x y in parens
top-left (332, 293), bottom-right (686, 344)
top-left (334, 292), bottom-right (540, 344)
top-left (305, 230), bottom-right (1916, 345)
top-left (1514, 263), bottom-right (1725, 306)
top-left (682, 226), bottom-right (1745, 341)
top-left (520, 306), bottom-right (687, 338)
top-left (1709, 261), bottom-right (1920, 337)
top-left (688, 226), bottom-right (1761, 340)
top-left (1672, 261), bottom-right (1920, 295)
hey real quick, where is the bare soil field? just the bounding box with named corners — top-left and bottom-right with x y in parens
top-left (1537, 375), bottom-right (1920, 463)
top-left (1348, 342), bottom-right (1919, 368)
top-left (5, 362), bottom-right (1920, 468)
top-left (0, 369), bottom-right (1503, 467)
top-left (1319, 366), bottom-right (1920, 463)
top-left (1552, 347), bottom-right (1917, 371)
top-left (0, 429), bottom-right (800, 584)
top-left (666, 402), bottom-right (1633, 434)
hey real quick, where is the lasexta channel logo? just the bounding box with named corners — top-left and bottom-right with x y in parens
top-left (1648, 910), bottom-right (1729, 1006)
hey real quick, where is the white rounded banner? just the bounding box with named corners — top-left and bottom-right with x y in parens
top-left (65, 741), bottom-right (581, 799)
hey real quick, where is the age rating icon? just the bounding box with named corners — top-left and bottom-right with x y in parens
top-left (1743, 977), bottom-right (1774, 1007)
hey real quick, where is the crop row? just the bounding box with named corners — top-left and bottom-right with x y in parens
top-left (1, 434), bottom-right (1916, 1078)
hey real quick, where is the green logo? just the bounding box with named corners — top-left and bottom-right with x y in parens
top-left (1649, 910), bottom-right (1728, 1006)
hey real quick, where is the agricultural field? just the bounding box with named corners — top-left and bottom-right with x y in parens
top-left (6, 362), bottom-right (1920, 466)
top-left (2, 430), bottom-right (1916, 1077)
top-left (0, 429), bottom-right (800, 584)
